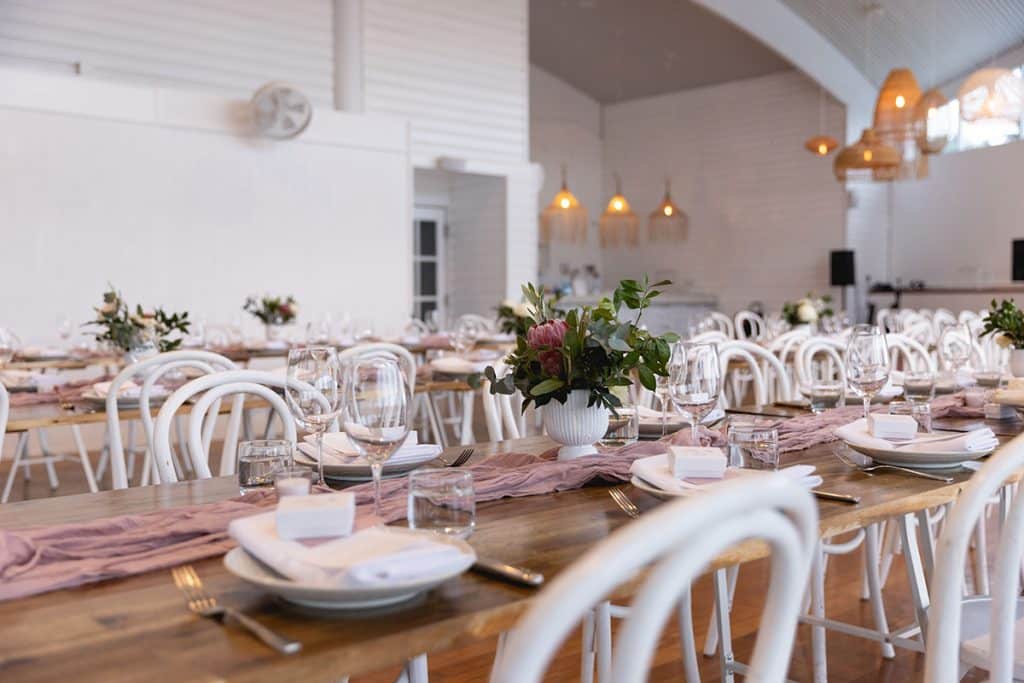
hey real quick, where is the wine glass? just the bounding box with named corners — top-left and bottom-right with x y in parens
top-left (342, 357), bottom-right (411, 516)
top-left (56, 316), bottom-right (73, 344)
top-left (669, 342), bottom-right (722, 445)
top-left (0, 327), bottom-right (20, 367)
top-left (844, 326), bottom-right (891, 420)
top-left (938, 323), bottom-right (973, 386)
top-left (452, 317), bottom-right (480, 355)
top-left (285, 346), bottom-right (342, 486)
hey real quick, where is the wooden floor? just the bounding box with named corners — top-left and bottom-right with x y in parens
top-left (2, 443), bottom-right (990, 682)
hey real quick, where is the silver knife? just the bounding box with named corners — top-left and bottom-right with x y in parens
top-left (812, 490), bottom-right (860, 504)
top-left (472, 557), bottom-right (545, 587)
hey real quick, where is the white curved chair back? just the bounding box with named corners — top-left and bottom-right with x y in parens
top-left (925, 433), bottom-right (1024, 682)
top-left (456, 313), bottom-right (496, 334)
top-left (491, 475), bottom-right (818, 683)
top-left (958, 310), bottom-right (979, 326)
top-left (701, 312), bottom-right (735, 339)
top-left (884, 333), bottom-right (936, 373)
top-left (105, 350), bottom-right (237, 489)
top-left (0, 384), bottom-right (8, 442)
top-left (902, 320), bottom-right (934, 347)
top-left (152, 370), bottom-right (325, 483)
top-left (932, 308), bottom-right (957, 339)
top-left (875, 308), bottom-right (898, 334)
top-left (690, 330), bottom-right (729, 345)
top-left (719, 340), bottom-right (793, 405)
top-left (734, 311), bottom-right (766, 342)
top-left (794, 337), bottom-right (846, 393)
top-left (405, 318), bottom-right (431, 335)
top-left (339, 343), bottom-right (417, 392)
top-left (480, 360), bottom-right (520, 441)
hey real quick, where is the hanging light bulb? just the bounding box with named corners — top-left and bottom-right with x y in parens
top-left (648, 179), bottom-right (688, 242)
top-left (540, 164), bottom-right (588, 245)
top-left (599, 174), bottom-right (638, 248)
top-left (913, 87), bottom-right (952, 154)
top-left (804, 87), bottom-right (839, 156)
top-left (833, 128), bottom-right (900, 182)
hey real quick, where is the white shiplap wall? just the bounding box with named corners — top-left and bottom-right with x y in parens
top-left (447, 173), bottom-right (507, 316)
top-left (362, 0), bottom-right (528, 166)
top-left (0, 0), bottom-right (334, 104)
top-left (600, 70), bottom-right (847, 314)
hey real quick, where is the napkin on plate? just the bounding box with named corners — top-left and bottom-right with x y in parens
top-left (298, 430), bottom-right (441, 466)
top-left (630, 454), bottom-right (822, 494)
top-left (835, 418), bottom-right (998, 453)
top-left (668, 446), bottom-right (727, 479)
top-left (868, 414), bottom-right (917, 440)
top-left (429, 356), bottom-right (489, 375)
top-left (277, 492), bottom-right (355, 540)
top-left (229, 513), bottom-right (468, 587)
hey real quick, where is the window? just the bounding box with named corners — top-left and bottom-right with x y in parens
top-left (930, 65), bottom-right (1023, 153)
top-left (413, 207), bottom-right (446, 324)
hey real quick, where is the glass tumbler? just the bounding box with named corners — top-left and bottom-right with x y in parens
top-left (407, 469), bottom-right (476, 538)
top-left (727, 424), bottom-right (780, 471)
top-left (238, 440), bottom-right (293, 493)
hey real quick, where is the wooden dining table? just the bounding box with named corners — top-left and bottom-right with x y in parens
top-left (3, 407), bottom-right (1021, 683)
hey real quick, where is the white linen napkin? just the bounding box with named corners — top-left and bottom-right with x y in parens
top-left (835, 418), bottom-right (998, 453)
top-left (868, 414), bottom-right (917, 440)
top-left (229, 514), bottom-right (469, 587)
top-left (298, 430), bottom-right (441, 466)
top-left (668, 446), bottom-right (727, 479)
top-left (430, 356), bottom-right (489, 375)
top-left (276, 492), bottom-right (355, 540)
top-left (630, 454), bottom-right (822, 493)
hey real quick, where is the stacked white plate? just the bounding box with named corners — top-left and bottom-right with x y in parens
top-left (295, 431), bottom-right (442, 481)
top-left (836, 418), bottom-right (997, 470)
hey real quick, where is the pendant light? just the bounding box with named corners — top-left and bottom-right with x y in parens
top-left (913, 0), bottom-right (950, 155)
top-left (804, 88), bottom-right (839, 156)
top-left (648, 179), bottom-right (688, 242)
top-left (833, 128), bottom-right (900, 182)
top-left (958, 68), bottom-right (1024, 125)
top-left (599, 174), bottom-right (638, 248)
top-left (540, 164), bottom-right (588, 245)
top-left (873, 68), bottom-right (927, 179)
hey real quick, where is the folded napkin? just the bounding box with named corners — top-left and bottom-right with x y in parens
top-left (868, 414), bottom-right (917, 440)
top-left (299, 430), bottom-right (441, 466)
top-left (835, 418), bottom-right (998, 453)
top-left (668, 446), bottom-right (727, 479)
top-left (229, 514), bottom-right (467, 586)
top-left (630, 454), bottom-right (822, 494)
top-left (1, 370), bottom-right (40, 389)
top-left (430, 356), bottom-right (489, 375)
top-left (276, 492), bottom-right (354, 540)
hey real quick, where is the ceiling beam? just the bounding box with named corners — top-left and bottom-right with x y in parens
top-left (691, 0), bottom-right (875, 142)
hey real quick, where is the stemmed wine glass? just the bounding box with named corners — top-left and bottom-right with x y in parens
top-left (938, 323), bottom-right (972, 386)
top-left (285, 346), bottom-right (343, 486)
top-left (452, 317), bottom-right (479, 356)
top-left (844, 325), bottom-right (891, 420)
top-left (669, 341), bottom-right (722, 445)
top-left (341, 357), bottom-right (411, 516)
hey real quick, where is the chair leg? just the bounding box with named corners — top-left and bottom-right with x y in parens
top-left (810, 544), bottom-right (828, 683)
top-left (71, 426), bottom-right (98, 493)
top-left (490, 631), bottom-right (510, 681)
top-left (459, 392), bottom-right (475, 445)
top-left (404, 654), bottom-right (428, 683)
top-left (595, 600), bottom-right (613, 683)
top-left (703, 564), bottom-right (739, 656)
top-left (35, 431), bottom-right (59, 490)
top-left (864, 524), bottom-right (895, 658)
top-left (677, 586), bottom-right (701, 682)
top-left (971, 521), bottom-right (990, 595)
top-left (424, 394), bottom-right (447, 448)
top-left (713, 569), bottom-right (736, 683)
top-left (2, 433), bottom-right (29, 503)
top-left (580, 610), bottom-right (596, 683)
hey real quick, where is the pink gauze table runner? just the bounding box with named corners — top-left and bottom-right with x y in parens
top-left (0, 429), bottom-right (722, 602)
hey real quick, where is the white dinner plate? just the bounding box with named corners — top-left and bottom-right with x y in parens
top-left (294, 445), bottom-right (441, 481)
top-left (223, 529), bottom-right (476, 610)
top-left (844, 438), bottom-right (992, 470)
top-left (631, 474), bottom-right (685, 500)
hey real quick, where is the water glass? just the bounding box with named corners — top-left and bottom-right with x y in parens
top-left (238, 440), bottom-right (293, 493)
top-left (904, 371), bottom-right (936, 404)
top-left (809, 382), bottom-right (843, 414)
top-left (888, 401), bottom-right (932, 433)
top-left (407, 469), bottom-right (476, 538)
top-left (727, 424), bottom-right (780, 471)
top-left (600, 403), bottom-right (639, 447)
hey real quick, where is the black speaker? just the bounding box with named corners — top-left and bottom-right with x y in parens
top-left (1013, 240), bottom-right (1024, 281)
top-left (830, 250), bottom-right (856, 287)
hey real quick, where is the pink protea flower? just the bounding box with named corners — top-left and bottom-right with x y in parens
top-left (527, 319), bottom-right (568, 376)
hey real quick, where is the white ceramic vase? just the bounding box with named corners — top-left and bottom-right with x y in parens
top-left (542, 389), bottom-right (610, 461)
top-left (1011, 349), bottom-right (1024, 378)
top-left (265, 323), bottom-right (284, 343)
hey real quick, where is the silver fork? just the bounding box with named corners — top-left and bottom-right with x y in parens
top-left (832, 444), bottom-right (954, 483)
top-left (171, 565), bottom-right (302, 655)
top-left (446, 447), bottom-right (474, 467)
top-left (609, 488), bottom-right (641, 519)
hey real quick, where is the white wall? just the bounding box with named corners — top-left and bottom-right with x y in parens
top-left (529, 65), bottom-right (604, 286)
top-left (599, 70), bottom-right (847, 313)
top-left (447, 173), bottom-right (506, 317)
top-left (0, 0), bottom-right (333, 105)
top-left (0, 68), bottom-right (412, 343)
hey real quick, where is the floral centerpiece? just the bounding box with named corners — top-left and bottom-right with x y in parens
top-left (496, 290), bottom-right (561, 337)
top-left (980, 298), bottom-right (1024, 376)
top-left (87, 287), bottom-right (190, 360)
top-left (244, 294), bottom-right (298, 342)
top-left (781, 293), bottom-right (833, 327)
top-left (486, 277), bottom-right (678, 459)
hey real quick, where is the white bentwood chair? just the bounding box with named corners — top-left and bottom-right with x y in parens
top-left (490, 475), bottom-right (818, 683)
top-left (924, 432), bottom-right (1024, 682)
top-left (718, 340), bottom-right (793, 406)
top-left (734, 310), bottom-right (766, 342)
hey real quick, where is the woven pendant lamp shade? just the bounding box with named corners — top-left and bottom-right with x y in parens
top-left (913, 87), bottom-right (951, 154)
top-left (540, 166), bottom-right (588, 245)
top-left (958, 68), bottom-right (1024, 124)
top-left (598, 176), bottom-right (638, 248)
top-left (873, 68), bottom-right (927, 179)
top-left (804, 135), bottom-right (839, 156)
top-left (833, 128), bottom-right (900, 182)
top-left (648, 180), bottom-right (688, 242)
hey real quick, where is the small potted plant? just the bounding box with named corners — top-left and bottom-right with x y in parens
top-left (87, 287), bottom-right (190, 363)
top-left (781, 293), bottom-right (834, 332)
top-left (486, 277), bottom-right (678, 460)
top-left (981, 298), bottom-right (1024, 376)
top-left (243, 294), bottom-right (298, 342)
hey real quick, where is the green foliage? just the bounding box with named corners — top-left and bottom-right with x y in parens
top-left (981, 298), bottom-right (1024, 347)
top-left (781, 293), bottom-right (834, 326)
top-left (87, 286), bottom-right (190, 353)
top-left (495, 289), bottom-right (562, 336)
top-left (244, 294), bottom-right (298, 325)
top-left (486, 275), bottom-right (680, 413)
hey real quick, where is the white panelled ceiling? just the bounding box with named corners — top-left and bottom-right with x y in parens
top-left (780, 0), bottom-right (1024, 89)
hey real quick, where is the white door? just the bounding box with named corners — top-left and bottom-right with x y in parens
top-left (413, 207), bottom-right (446, 324)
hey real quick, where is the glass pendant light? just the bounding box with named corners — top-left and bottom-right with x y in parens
top-left (599, 174), bottom-right (638, 248)
top-left (540, 165), bottom-right (588, 244)
top-left (648, 179), bottom-right (688, 242)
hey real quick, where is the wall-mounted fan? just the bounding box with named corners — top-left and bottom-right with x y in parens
top-left (251, 82), bottom-right (312, 139)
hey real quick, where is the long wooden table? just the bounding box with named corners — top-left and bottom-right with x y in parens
top-left (2, 418), bottom-right (1019, 682)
